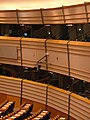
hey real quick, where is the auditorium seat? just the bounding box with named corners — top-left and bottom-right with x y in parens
top-left (0, 101), bottom-right (67, 120)
top-left (2, 102), bottom-right (26, 120)
top-left (5, 103), bottom-right (33, 120)
top-left (51, 115), bottom-right (67, 120)
top-left (24, 109), bottom-right (51, 120)
top-left (51, 115), bottom-right (60, 120)
top-left (27, 110), bottom-right (50, 120)
top-left (24, 109), bottom-right (43, 120)
top-left (0, 101), bottom-right (15, 118)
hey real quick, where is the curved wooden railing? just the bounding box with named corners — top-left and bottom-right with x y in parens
top-left (22, 80), bottom-right (47, 104)
top-left (0, 36), bottom-right (90, 83)
top-left (0, 2), bottom-right (90, 24)
top-left (0, 76), bottom-right (90, 120)
top-left (0, 76), bottom-right (21, 97)
top-left (70, 93), bottom-right (90, 120)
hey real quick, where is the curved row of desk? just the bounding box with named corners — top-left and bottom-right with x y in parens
top-left (0, 76), bottom-right (90, 120)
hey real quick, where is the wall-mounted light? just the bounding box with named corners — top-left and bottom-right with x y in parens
top-left (20, 24), bottom-right (24, 26)
top-left (66, 24), bottom-right (73, 26)
top-left (45, 25), bottom-right (50, 26)
top-left (48, 32), bottom-right (51, 35)
top-left (78, 28), bottom-right (82, 31)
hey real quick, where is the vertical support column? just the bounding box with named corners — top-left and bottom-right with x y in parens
top-left (40, 8), bottom-right (44, 25)
top-left (40, 8), bottom-right (48, 71)
top-left (67, 41), bottom-right (73, 92)
top-left (16, 9), bottom-right (23, 105)
top-left (62, 6), bottom-right (69, 40)
top-left (68, 92), bottom-right (72, 120)
top-left (49, 25), bottom-right (52, 38)
top-left (67, 41), bottom-right (72, 120)
top-left (67, 41), bottom-right (70, 77)
top-left (40, 10), bottom-right (49, 108)
top-left (16, 9), bottom-right (19, 24)
top-left (19, 37), bottom-right (23, 105)
top-left (45, 85), bottom-right (49, 110)
top-left (84, 2), bottom-right (89, 23)
top-left (45, 39), bottom-right (48, 71)
top-left (75, 24), bottom-right (79, 40)
top-left (20, 79), bottom-right (23, 105)
top-left (62, 6), bottom-right (66, 24)
top-left (80, 24), bottom-right (85, 41)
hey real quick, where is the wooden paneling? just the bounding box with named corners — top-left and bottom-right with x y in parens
top-left (18, 10), bottom-right (42, 24)
top-left (22, 80), bottom-right (47, 104)
top-left (0, 10), bottom-right (17, 24)
top-left (47, 40), bottom-right (69, 76)
top-left (0, 36), bottom-right (21, 66)
top-left (0, 37), bottom-right (90, 82)
top-left (64, 4), bottom-right (87, 24)
top-left (42, 8), bottom-right (64, 24)
top-left (69, 41), bottom-right (90, 83)
top-left (0, 45), bottom-right (17, 59)
top-left (86, 2), bottom-right (90, 13)
top-left (22, 38), bottom-right (46, 68)
top-left (47, 86), bottom-right (70, 114)
top-left (64, 5), bottom-right (86, 15)
top-left (0, 76), bottom-right (21, 97)
top-left (0, 76), bottom-right (89, 120)
top-left (70, 93), bottom-right (90, 120)
top-left (65, 18), bottom-right (87, 24)
top-left (0, 3), bottom-right (90, 24)
top-left (86, 3), bottom-right (90, 22)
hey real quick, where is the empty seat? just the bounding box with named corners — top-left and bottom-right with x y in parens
top-left (0, 101), bottom-right (15, 118)
top-left (51, 115), bottom-right (67, 120)
top-left (31, 110), bottom-right (51, 120)
top-left (5, 103), bottom-right (33, 120)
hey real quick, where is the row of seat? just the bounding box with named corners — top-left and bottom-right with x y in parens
top-left (5, 103), bottom-right (33, 120)
top-left (25, 109), bottom-right (51, 120)
top-left (0, 100), bottom-right (15, 118)
top-left (0, 101), bottom-right (67, 120)
top-left (2, 102), bottom-right (27, 119)
top-left (25, 109), bottom-right (43, 120)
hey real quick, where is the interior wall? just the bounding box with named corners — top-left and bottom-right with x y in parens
top-left (0, 0), bottom-right (87, 10)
